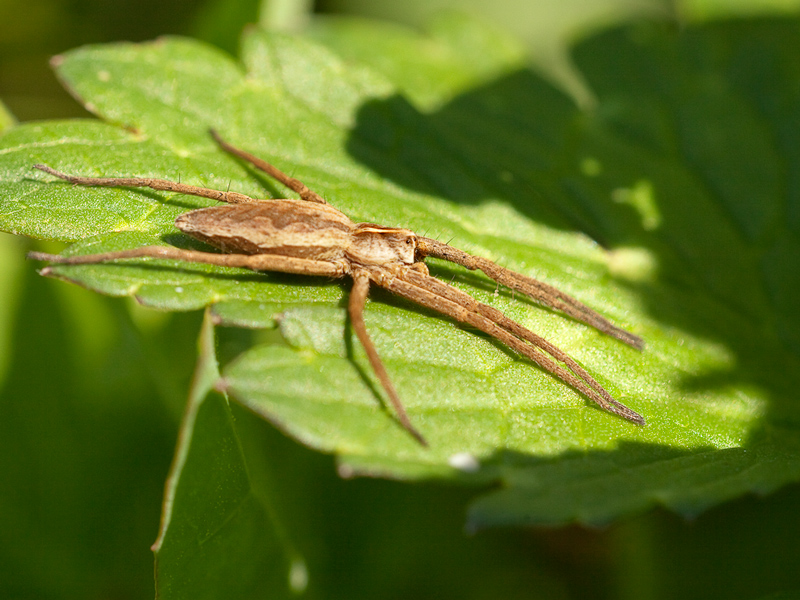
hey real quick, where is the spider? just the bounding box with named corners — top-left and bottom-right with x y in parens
top-left (29, 130), bottom-right (645, 445)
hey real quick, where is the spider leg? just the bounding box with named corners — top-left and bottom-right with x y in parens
top-left (210, 130), bottom-right (327, 205)
top-left (416, 237), bottom-right (643, 349)
top-left (33, 165), bottom-right (257, 205)
top-left (401, 268), bottom-right (643, 423)
top-left (380, 268), bottom-right (644, 425)
top-left (28, 247), bottom-right (348, 278)
top-left (349, 270), bottom-right (427, 446)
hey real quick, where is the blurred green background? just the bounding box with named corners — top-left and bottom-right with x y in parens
top-left (3, 1), bottom-right (800, 599)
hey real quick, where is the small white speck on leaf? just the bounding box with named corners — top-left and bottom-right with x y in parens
top-left (448, 452), bottom-right (480, 473)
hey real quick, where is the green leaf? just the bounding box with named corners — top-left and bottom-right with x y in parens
top-left (2, 16), bottom-right (800, 528)
top-left (0, 247), bottom-right (183, 598)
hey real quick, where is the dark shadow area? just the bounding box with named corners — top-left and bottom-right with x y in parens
top-left (344, 17), bottom-right (800, 446)
top-left (465, 443), bottom-right (800, 600)
top-left (471, 443), bottom-right (783, 525)
top-left (0, 254), bottom-right (183, 599)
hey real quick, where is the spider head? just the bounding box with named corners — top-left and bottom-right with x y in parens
top-left (349, 224), bottom-right (417, 266)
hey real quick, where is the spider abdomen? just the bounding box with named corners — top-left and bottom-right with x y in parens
top-left (175, 200), bottom-right (355, 260)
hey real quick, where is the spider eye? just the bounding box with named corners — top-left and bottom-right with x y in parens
top-left (406, 237), bottom-right (415, 245)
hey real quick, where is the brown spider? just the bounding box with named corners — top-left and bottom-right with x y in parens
top-left (29, 131), bottom-right (645, 445)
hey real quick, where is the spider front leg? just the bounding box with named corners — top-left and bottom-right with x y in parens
top-left (349, 270), bottom-right (428, 446)
top-left (416, 237), bottom-right (643, 349)
top-left (399, 268), bottom-right (638, 421)
top-left (379, 267), bottom-right (644, 425)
